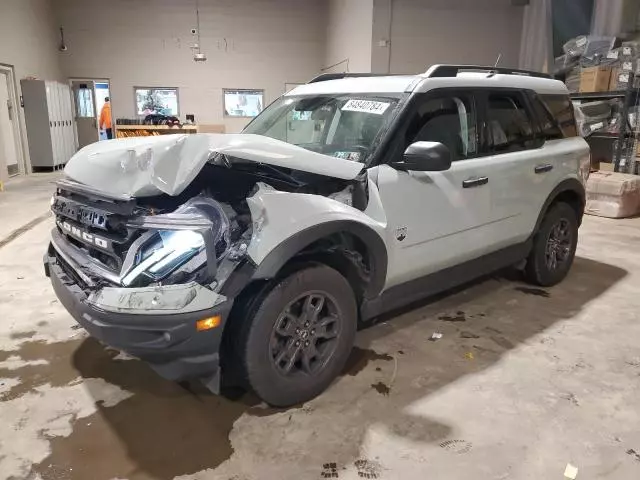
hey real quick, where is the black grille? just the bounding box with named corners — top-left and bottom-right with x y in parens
top-left (52, 190), bottom-right (143, 275)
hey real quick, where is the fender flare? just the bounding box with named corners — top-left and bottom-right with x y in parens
top-left (534, 178), bottom-right (586, 231)
top-left (251, 220), bottom-right (388, 298)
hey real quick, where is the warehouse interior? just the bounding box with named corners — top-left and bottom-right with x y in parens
top-left (2, 0), bottom-right (640, 479)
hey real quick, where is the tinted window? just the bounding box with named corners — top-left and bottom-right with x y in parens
top-left (487, 93), bottom-right (536, 153)
top-left (540, 94), bottom-right (577, 137)
top-left (405, 94), bottom-right (477, 161)
top-left (527, 93), bottom-right (564, 140)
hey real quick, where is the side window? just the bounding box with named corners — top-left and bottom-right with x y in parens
top-left (487, 93), bottom-right (537, 153)
top-left (540, 94), bottom-right (578, 138)
top-left (527, 92), bottom-right (563, 141)
top-left (405, 94), bottom-right (477, 161)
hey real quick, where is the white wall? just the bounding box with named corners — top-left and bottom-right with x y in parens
top-left (388, 0), bottom-right (524, 74)
top-left (0, 0), bottom-right (63, 175)
top-left (0, 0), bottom-right (62, 82)
top-left (54, 0), bottom-right (327, 132)
top-left (325, 0), bottom-right (374, 73)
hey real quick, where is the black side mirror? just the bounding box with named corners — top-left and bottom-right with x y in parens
top-left (390, 141), bottom-right (452, 172)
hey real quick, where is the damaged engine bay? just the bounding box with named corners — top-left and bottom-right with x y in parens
top-left (50, 150), bottom-right (370, 314)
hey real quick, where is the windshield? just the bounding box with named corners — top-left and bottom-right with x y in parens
top-left (243, 93), bottom-right (403, 164)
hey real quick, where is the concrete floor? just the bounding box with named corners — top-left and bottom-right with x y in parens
top-left (1, 174), bottom-right (640, 480)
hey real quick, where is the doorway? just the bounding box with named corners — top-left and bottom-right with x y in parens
top-left (70, 78), bottom-right (111, 148)
top-left (0, 65), bottom-right (24, 179)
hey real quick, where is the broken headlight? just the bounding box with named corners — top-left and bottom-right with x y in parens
top-left (122, 198), bottom-right (230, 287)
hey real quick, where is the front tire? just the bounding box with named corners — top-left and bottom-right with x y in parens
top-left (240, 264), bottom-right (357, 407)
top-left (525, 202), bottom-right (578, 287)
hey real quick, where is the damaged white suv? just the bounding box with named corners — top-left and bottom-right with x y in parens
top-left (45, 65), bottom-right (590, 406)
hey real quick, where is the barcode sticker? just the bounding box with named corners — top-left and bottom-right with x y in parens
top-left (607, 50), bottom-right (619, 59)
top-left (342, 99), bottom-right (390, 115)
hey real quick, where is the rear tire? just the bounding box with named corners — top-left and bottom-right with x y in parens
top-left (239, 264), bottom-right (357, 407)
top-left (525, 202), bottom-right (578, 287)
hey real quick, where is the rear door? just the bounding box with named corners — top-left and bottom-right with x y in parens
top-left (476, 89), bottom-right (545, 247)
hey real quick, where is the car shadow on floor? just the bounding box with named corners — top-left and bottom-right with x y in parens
top-left (31, 256), bottom-right (626, 480)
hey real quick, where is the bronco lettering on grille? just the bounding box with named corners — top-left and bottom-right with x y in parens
top-left (59, 221), bottom-right (109, 249)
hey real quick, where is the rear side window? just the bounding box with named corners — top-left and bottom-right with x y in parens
top-left (539, 94), bottom-right (577, 137)
top-left (527, 93), bottom-right (563, 140)
top-left (486, 93), bottom-right (537, 153)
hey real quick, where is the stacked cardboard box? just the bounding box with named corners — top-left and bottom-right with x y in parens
top-left (579, 66), bottom-right (613, 93)
top-left (586, 171), bottom-right (640, 218)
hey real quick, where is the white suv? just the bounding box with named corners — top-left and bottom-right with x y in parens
top-left (45, 65), bottom-right (590, 406)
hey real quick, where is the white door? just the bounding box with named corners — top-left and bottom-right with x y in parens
top-left (72, 80), bottom-right (99, 148)
top-left (373, 91), bottom-right (495, 289)
top-left (0, 72), bottom-right (20, 176)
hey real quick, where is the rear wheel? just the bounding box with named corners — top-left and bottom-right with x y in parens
top-left (240, 264), bottom-right (357, 407)
top-left (525, 202), bottom-right (578, 287)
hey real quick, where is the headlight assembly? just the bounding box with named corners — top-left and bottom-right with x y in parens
top-left (121, 198), bottom-right (230, 287)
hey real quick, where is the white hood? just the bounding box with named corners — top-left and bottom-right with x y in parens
top-left (63, 133), bottom-right (364, 198)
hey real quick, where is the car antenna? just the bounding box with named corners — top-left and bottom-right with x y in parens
top-left (488, 54), bottom-right (502, 77)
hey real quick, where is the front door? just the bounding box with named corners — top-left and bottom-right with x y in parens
top-left (0, 71), bottom-right (20, 178)
top-left (373, 90), bottom-right (496, 289)
top-left (72, 81), bottom-right (99, 148)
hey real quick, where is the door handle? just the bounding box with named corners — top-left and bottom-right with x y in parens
top-left (462, 177), bottom-right (489, 188)
top-left (535, 164), bottom-right (554, 174)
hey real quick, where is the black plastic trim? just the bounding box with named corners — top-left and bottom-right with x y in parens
top-left (534, 178), bottom-right (586, 230)
top-left (252, 221), bottom-right (388, 298)
top-left (308, 73), bottom-right (406, 84)
top-left (46, 251), bottom-right (232, 389)
top-left (427, 64), bottom-right (551, 79)
top-left (219, 258), bottom-right (258, 298)
top-left (361, 239), bottom-right (532, 320)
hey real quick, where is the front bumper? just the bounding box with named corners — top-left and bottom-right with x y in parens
top-left (45, 248), bottom-right (233, 391)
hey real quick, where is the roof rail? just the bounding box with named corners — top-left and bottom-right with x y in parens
top-left (425, 64), bottom-right (552, 79)
top-left (308, 73), bottom-right (402, 83)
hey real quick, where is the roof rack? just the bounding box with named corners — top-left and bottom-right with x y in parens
top-left (425, 64), bottom-right (552, 79)
top-left (307, 73), bottom-right (403, 83)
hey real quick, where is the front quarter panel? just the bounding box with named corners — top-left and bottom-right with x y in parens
top-left (246, 182), bottom-right (388, 279)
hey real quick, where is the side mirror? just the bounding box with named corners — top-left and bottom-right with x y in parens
top-left (390, 141), bottom-right (452, 172)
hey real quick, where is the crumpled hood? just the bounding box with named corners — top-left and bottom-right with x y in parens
top-left (63, 133), bottom-right (364, 198)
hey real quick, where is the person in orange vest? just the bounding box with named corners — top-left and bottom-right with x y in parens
top-left (99, 97), bottom-right (113, 139)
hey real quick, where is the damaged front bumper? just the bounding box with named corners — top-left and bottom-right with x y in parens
top-left (44, 246), bottom-right (234, 391)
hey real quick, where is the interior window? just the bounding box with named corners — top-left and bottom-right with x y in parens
top-left (406, 95), bottom-right (477, 161)
top-left (487, 93), bottom-right (536, 153)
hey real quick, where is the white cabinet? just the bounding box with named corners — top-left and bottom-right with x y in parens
top-left (21, 79), bottom-right (77, 168)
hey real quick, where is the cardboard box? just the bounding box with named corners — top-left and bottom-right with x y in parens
top-left (580, 66), bottom-right (613, 93)
top-left (599, 162), bottom-right (614, 172)
top-left (609, 67), bottom-right (619, 91)
top-left (586, 171), bottom-right (640, 218)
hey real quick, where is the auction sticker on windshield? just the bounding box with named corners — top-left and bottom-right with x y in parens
top-left (342, 99), bottom-right (390, 115)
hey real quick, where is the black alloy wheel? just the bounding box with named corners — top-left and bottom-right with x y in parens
top-left (545, 218), bottom-right (573, 272)
top-left (238, 264), bottom-right (357, 407)
top-left (525, 202), bottom-right (578, 287)
top-left (269, 292), bottom-right (341, 377)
